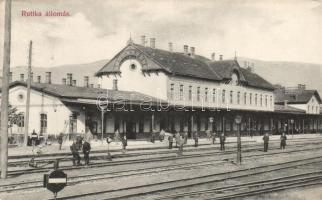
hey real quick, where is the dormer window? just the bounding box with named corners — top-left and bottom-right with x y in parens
top-left (230, 72), bottom-right (239, 86)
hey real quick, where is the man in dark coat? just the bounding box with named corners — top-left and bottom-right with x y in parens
top-left (220, 133), bottom-right (226, 151)
top-left (211, 131), bottom-right (217, 145)
top-left (263, 133), bottom-right (269, 152)
top-left (70, 140), bottom-right (81, 166)
top-left (193, 132), bottom-right (199, 147)
top-left (168, 134), bottom-right (173, 149)
top-left (57, 133), bottom-right (63, 150)
top-left (82, 140), bottom-right (91, 165)
top-left (280, 132), bottom-right (287, 149)
top-left (31, 130), bottom-right (38, 147)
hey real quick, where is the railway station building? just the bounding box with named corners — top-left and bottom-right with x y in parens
top-left (1, 38), bottom-right (322, 140)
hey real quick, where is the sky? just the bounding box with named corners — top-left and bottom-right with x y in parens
top-left (0, 0), bottom-right (322, 68)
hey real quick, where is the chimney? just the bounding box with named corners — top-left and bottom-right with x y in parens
top-left (168, 42), bottom-right (173, 52)
top-left (20, 74), bottom-right (25, 82)
top-left (183, 45), bottom-right (189, 55)
top-left (62, 78), bottom-right (66, 85)
top-left (298, 84), bottom-right (306, 90)
top-left (113, 79), bottom-right (118, 90)
top-left (150, 38), bottom-right (155, 48)
top-left (37, 76), bottom-right (41, 83)
top-left (190, 47), bottom-right (195, 58)
top-left (211, 53), bottom-right (215, 61)
top-left (72, 80), bottom-right (77, 86)
top-left (141, 35), bottom-right (146, 46)
top-left (84, 76), bottom-right (89, 87)
top-left (9, 72), bottom-right (12, 83)
top-left (67, 73), bottom-right (73, 86)
top-left (219, 55), bottom-right (223, 61)
top-left (45, 72), bottom-right (52, 84)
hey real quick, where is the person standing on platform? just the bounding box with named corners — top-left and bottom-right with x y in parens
top-left (160, 129), bottom-right (165, 142)
top-left (82, 140), bottom-right (91, 165)
top-left (178, 135), bottom-right (184, 155)
top-left (206, 129), bottom-right (211, 144)
top-left (151, 130), bottom-right (156, 143)
top-left (31, 130), bottom-right (38, 147)
top-left (280, 132), bottom-right (287, 149)
top-left (183, 132), bottom-right (188, 144)
top-left (57, 133), bottom-right (63, 150)
top-left (193, 132), bottom-right (199, 147)
top-left (220, 133), bottom-right (226, 151)
top-left (211, 131), bottom-right (217, 145)
top-left (175, 130), bottom-right (180, 148)
top-left (168, 134), bottom-right (173, 149)
top-left (114, 129), bottom-right (120, 145)
top-left (70, 140), bottom-right (81, 166)
top-left (263, 133), bottom-right (269, 152)
top-left (122, 134), bottom-right (127, 153)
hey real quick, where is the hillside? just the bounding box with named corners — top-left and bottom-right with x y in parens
top-left (8, 59), bottom-right (108, 87)
top-left (237, 58), bottom-right (322, 94)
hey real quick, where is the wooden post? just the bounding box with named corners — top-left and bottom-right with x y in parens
top-left (1, 0), bottom-right (12, 179)
top-left (101, 110), bottom-right (104, 141)
top-left (191, 115), bottom-right (194, 139)
top-left (24, 41), bottom-right (32, 146)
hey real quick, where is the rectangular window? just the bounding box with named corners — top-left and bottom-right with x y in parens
top-left (230, 91), bottom-right (233, 104)
top-left (188, 86), bottom-right (192, 101)
top-left (270, 95), bottom-right (273, 107)
top-left (260, 94), bottom-right (263, 106)
top-left (255, 94), bottom-right (258, 106)
top-left (205, 87), bottom-right (208, 102)
top-left (212, 89), bottom-right (216, 102)
top-left (244, 92), bottom-right (247, 105)
top-left (237, 91), bottom-right (240, 104)
top-left (179, 84), bottom-right (184, 100)
top-left (40, 114), bottom-right (47, 134)
top-left (222, 90), bottom-right (226, 103)
top-left (250, 93), bottom-right (252, 105)
top-left (197, 87), bottom-right (200, 101)
top-left (170, 83), bottom-right (174, 100)
top-left (17, 113), bottom-right (25, 127)
top-left (265, 95), bottom-right (268, 107)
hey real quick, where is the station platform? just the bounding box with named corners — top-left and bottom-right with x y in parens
top-left (7, 133), bottom-right (322, 158)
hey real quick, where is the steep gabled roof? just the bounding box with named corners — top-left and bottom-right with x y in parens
top-left (275, 89), bottom-right (322, 104)
top-left (5, 81), bottom-right (164, 103)
top-left (96, 43), bottom-right (274, 91)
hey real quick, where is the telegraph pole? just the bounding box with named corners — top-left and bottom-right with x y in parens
top-left (1, 0), bottom-right (12, 179)
top-left (24, 41), bottom-right (32, 146)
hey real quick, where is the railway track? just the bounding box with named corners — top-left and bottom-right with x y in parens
top-left (6, 141), bottom-right (322, 177)
top-left (51, 155), bottom-right (322, 200)
top-left (155, 171), bottom-right (322, 200)
top-left (1, 144), bottom-right (322, 194)
top-left (8, 137), bottom-right (322, 166)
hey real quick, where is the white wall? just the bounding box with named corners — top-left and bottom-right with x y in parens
top-left (289, 95), bottom-right (320, 114)
top-left (167, 76), bottom-right (275, 111)
top-left (7, 86), bottom-right (86, 136)
top-left (99, 59), bottom-right (168, 100)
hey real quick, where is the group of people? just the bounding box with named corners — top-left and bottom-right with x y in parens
top-left (165, 129), bottom-right (227, 155)
top-left (263, 132), bottom-right (287, 152)
top-left (70, 139), bottom-right (91, 166)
